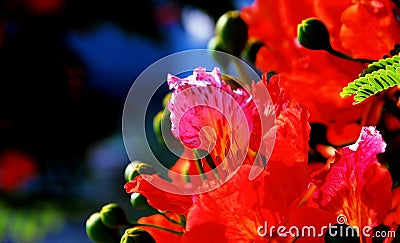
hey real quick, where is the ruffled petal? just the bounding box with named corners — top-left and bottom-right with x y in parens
top-left (312, 126), bottom-right (392, 228)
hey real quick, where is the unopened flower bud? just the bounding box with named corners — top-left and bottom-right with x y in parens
top-left (215, 10), bottom-right (248, 56)
top-left (120, 228), bottom-right (155, 243)
top-left (242, 39), bottom-right (264, 64)
top-left (153, 110), bottom-right (166, 145)
top-left (124, 161), bottom-right (157, 182)
top-left (297, 18), bottom-right (332, 51)
top-left (86, 212), bottom-right (120, 243)
top-left (130, 193), bottom-right (152, 210)
top-left (162, 93), bottom-right (172, 109)
top-left (207, 35), bottom-right (231, 69)
top-left (100, 203), bottom-right (129, 228)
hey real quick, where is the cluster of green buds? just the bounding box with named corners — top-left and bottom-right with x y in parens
top-left (86, 161), bottom-right (159, 242)
top-left (207, 9), bottom-right (264, 68)
top-left (86, 202), bottom-right (157, 242)
top-left (208, 10), bottom-right (248, 58)
top-left (124, 161), bottom-right (157, 211)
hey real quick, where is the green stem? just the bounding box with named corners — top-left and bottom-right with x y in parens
top-left (327, 48), bottom-right (377, 63)
top-left (129, 222), bottom-right (184, 236)
top-left (157, 211), bottom-right (185, 226)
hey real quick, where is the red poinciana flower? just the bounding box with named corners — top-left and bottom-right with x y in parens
top-left (126, 74), bottom-right (337, 242)
top-left (312, 127), bottom-right (392, 234)
top-left (125, 70), bottom-right (394, 242)
top-left (241, 0), bottom-right (400, 146)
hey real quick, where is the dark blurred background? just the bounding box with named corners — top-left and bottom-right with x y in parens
top-left (0, 0), bottom-right (252, 242)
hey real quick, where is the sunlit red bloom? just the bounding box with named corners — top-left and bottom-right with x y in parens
top-left (181, 78), bottom-right (335, 242)
top-left (312, 127), bottom-right (392, 229)
top-left (241, 0), bottom-right (400, 145)
top-left (0, 149), bottom-right (37, 192)
top-left (167, 67), bottom-right (260, 175)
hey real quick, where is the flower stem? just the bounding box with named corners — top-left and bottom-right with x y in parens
top-left (193, 149), bottom-right (207, 181)
top-left (327, 48), bottom-right (377, 64)
top-left (157, 211), bottom-right (185, 226)
top-left (297, 184), bottom-right (316, 208)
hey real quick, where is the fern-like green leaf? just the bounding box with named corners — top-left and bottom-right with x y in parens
top-left (359, 54), bottom-right (400, 77)
top-left (340, 54), bottom-right (400, 104)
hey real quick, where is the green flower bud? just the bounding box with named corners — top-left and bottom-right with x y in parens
top-left (214, 10), bottom-right (248, 56)
top-left (130, 193), bottom-right (152, 210)
top-left (153, 110), bottom-right (165, 146)
top-left (207, 35), bottom-right (231, 69)
top-left (242, 39), bottom-right (264, 64)
top-left (100, 203), bottom-right (129, 228)
top-left (120, 228), bottom-right (155, 243)
top-left (124, 161), bottom-right (157, 182)
top-left (297, 18), bottom-right (332, 51)
top-left (86, 212), bottom-right (120, 243)
top-left (162, 93), bottom-right (172, 109)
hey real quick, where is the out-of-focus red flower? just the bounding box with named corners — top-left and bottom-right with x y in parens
top-left (137, 214), bottom-right (184, 243)
top-left (312, 127), bottom-right (392, 229)
top-left (25, 0), bottom-right (64, 15)
top-left (0, 21), bottom-right (4, 47)
top-left (0, 149), bottom-right (37, 192)
top-left (241, 0), bottom-right (400, 145)
top-left (124, 175), bottom-right (194, 215)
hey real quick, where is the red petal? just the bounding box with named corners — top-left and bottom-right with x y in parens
top-left (183, 222), bottom-right (228, 243)
top-left (288, 207), bottom-right (337, 242)
top-left (185, 165), bottom-right (288, 241)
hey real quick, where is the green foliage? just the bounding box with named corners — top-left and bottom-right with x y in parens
top-left (0, 202), bottom-right (64, 242)
top-left (340, 54), bottom-right (400, 104)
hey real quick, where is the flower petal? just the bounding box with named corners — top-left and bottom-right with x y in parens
top-left (312, 126), bottom-right (392, 228)
top-left (124, 175), bottom-right (194, 215)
